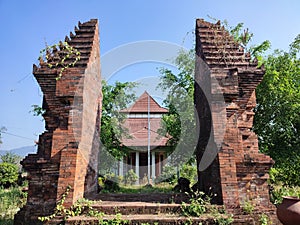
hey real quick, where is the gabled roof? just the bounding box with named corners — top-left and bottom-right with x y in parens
top-left (121, 91), bottom-right (168, 113)
top-left (120, 92), bottom-right (170, 149)
top-left (121, 118), bottom-right (170, 148)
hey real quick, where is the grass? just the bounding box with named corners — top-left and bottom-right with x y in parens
top-left (103, 182), bottom-right (175, 194)
top-left (120, 182), bottom-right (174, 193)
top-left (0, 187), bottom-right (27, 225)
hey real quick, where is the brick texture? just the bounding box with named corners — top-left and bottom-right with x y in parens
top-left (14, 19), bottom-right (101, 225)
top-left (194, 19), bottom-right (274, 210)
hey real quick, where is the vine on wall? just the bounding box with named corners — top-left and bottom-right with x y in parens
top-left (39, 41), bottom-right (81, 80)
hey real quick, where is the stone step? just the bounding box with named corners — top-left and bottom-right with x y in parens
top-left (47, 213), bottom-right (277, 225)
top-left (46, 201), bottom-right (278, 225)
top-left (91, 201), bottom-right (182, 215)
top-left (95, 193), bottom-right (190, 204)
top-left (64, 214), bottom-right (219, 225)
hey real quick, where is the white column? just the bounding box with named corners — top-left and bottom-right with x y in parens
top-left (119, 159), bottom-right (123, 177)
top-left (151, 151), bottom-right (156, 180)
top-left (135, 152), bottom-right (140, 185)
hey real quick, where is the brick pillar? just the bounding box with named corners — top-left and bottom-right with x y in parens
top-left (14, 19), bottom-right (101, 225)
top-left (194, 19), bottom-right (274, 210)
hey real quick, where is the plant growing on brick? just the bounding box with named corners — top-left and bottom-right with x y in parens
top-left (259, 213), bottom-right (271, 225)
top-left (38, 185), bottom-right (78, 222)
top-left (39, 41), bottom-right (81, 80)
top-left (181, 191), bottom-right (209, 217)
top-left (181, 191), bottom-right (233, 224)
top-left (241, 199), bottom-right (255, 215)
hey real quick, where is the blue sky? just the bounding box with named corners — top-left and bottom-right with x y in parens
top-left (0, 0), bottom-right (299, 151)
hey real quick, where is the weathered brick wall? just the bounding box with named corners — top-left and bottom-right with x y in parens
top-left (195, 19), bottom-right (274, 210)
top-left (14, 19), bottom-right (101, 225)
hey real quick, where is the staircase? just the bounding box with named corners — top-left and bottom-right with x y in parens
top-left (58, 193), bottom-right (236, 225)
top-left (46, 193), bottom-right (279, 224)
top-left (65, 201), bottom-right (218, 225)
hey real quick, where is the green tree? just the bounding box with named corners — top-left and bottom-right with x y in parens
top-left (254, 34), bottom-right (300, 186)
top-left (0, 152), bottom-right (22, 165)
top-left (0, 162), bottom-right (19, 188)
top-left (157, 49), bottom-right (197, 165)
top-left (99, 80), bottom-right (137, 173)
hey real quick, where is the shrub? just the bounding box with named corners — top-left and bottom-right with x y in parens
top-left (156, 162), bottom-right (197, 185)
top-left (0, 187), bottom-right (27, 222)
top-left (104, 179), bottom-right (120, 192)
top-left (155, 165), bottom-right (176, 184)
top-left (104, 173), bottom-right (122, 183)
top-left (270, 183), bottom-right (300, 205)
top-left (181, 191), bottom-right (209, 217)
top-left (0, 163), bottom-right (19, 188)
top-left (124, 169), bottom-right (138, 185)
top-left (179, 163), bottom-right (197, 185)
top-left (268, 151), bottom-right (300, 186)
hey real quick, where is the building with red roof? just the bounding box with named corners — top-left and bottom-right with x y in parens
top-left (118, 91), bottom-right (171, 184)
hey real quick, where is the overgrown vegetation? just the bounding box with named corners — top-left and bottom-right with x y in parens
top-left (0, 152), bottom-right (23, 188)
top-left (259, 213), bottom-right (272, 225)
top-left (0, 187), bottom-right (27, 225)
top-left (241, 199), bottom-right (255, 215)
top-left (270, 183), bottom-right (300, 205)
top-left (0, 152), bottom-right (28, 224)
top-left (39, 41), bottom-right (81, 80)
top-left (181, 191), bottom-right (234, 225)
top-left (155, 160), bottom-right (197, 185)
top-left (38, 186), bottom-right (130, 224)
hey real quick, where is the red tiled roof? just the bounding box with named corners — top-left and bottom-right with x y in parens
top-left (121, 91), bottom-right (168, 113)
top-left (121, 118), bottom-right (169, 148)
top-left (120, 92), bottom-right (170, 149)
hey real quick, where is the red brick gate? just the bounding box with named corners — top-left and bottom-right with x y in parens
top-left (14, 19), bottom-right (275, 224)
